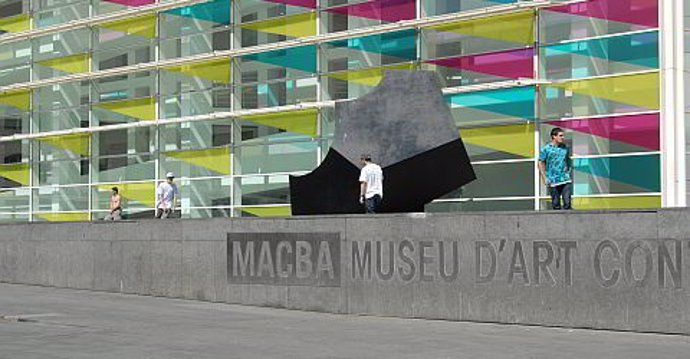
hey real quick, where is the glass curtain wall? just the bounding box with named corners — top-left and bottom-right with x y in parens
top-left (0, 0), bottom-right (666, 221)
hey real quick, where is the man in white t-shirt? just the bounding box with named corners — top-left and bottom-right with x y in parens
top-left (155, 172), bottom-right (179, 219)
top-left (358, 154), bottom-right (383, 214)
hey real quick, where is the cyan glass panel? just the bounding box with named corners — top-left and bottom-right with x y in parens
top-left (163, 0), bottom-right (231, 29)
top-left (325, 30), bottom-right (417, 67)
top-left (447, 86), bottom-right (536, 127)
top-left (572, 154), bottom-right (660, 195)
top-left (541, 31), bottom-right (659, 80)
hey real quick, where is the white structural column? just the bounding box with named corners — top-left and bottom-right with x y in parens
top-left (660, 0), bottom-right (686, 207)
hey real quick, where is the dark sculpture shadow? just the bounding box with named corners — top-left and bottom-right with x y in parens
top-left (290, 70), bottom-right (476, 215)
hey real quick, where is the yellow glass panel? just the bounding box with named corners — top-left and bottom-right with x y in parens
top-left (96, 97), bottom-right (156, 121)
top-left (0, 13), bottom-right (31, 33)
top-left (461, 123), bottom-right (535, 158)
top-left (164, 59), bottom-right (231, 83)
top-left (241, 206), bottom-right (291, 217)
top-left (551, 72), bottom-right (660, 110)
top-left (163, 147), bottom-right (231, 175)
top-left (427, 11), bottom-right (535, 45)
top-left (36, 53), bottom-right (90, 74)
top-left (326, 63), bottom-right (416, 87)
top-left (572, 196), bottom-right (661, 210)
top-left (0, 90), bottom-right (30, 111)
top-left (100, 14), bottom-right (156, 38)
top-left (97, 182), bottom-right (156, 207)
top-left (0, 163), bottom-right (29, 186)
top-left (242, 109), bottom-right (317, 137)
top-left (39, 133), bottom-right (90, 156)
top-left (37, 212), bottom-right (90, 222)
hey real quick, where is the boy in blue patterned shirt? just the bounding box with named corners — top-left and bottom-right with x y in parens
top-left (539, 128), bottom-right (572, 210)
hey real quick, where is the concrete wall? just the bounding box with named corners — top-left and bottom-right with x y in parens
top-left (1, 209), bottom-right (690, 334)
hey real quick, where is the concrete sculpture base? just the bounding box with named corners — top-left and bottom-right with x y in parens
top-left (1, 209), bottom-right (690, 334)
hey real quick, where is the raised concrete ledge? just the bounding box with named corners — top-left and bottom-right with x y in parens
top-left (1, 209), bottom-right (689, 334)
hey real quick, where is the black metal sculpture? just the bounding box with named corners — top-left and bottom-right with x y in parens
top-left (290, 70), bottom-right (476, 215)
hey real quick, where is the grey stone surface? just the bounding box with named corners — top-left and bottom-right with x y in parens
top-left (332, 70), bottom-right (458, 167)
top-left (3, 210), bottom-right (690, 334)
top-left (2, 284), bottom-right (690, 359)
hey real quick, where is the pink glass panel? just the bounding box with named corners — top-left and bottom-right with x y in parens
top-left (547, 113), bottom-right (660, 152)
top-left (547, 0), bottom-right (658, 28)
top-left (427, 48), bottom-right (534, 79)
top-left (324, 0), bottom-right (415, 22)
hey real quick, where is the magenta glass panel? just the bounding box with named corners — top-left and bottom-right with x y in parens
top-left (547, 113), bottom-right (660, 154)
top-left (547, 0), bottom-right (658, 28)
top-left (427, 48), bottom-right (534, 79)
top-left (324, 0), bottom-right (415, 22)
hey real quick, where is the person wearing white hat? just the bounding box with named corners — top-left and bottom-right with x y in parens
top-left (155, 172), bottom-right (179, 219)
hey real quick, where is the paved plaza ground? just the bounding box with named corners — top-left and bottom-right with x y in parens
top-left (0, 283), bottom-right (689, 358)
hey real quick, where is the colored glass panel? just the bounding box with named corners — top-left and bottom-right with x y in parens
top-left (0, 13), bottom-right (30, 33)
top-left (241, 205), bottom-right (291, 217)
top-left (163, 147), bottom-right (232, 175)
top-left (163, 0), bottom-right (231, 25)
top-left (241, 109), bottom-right (318, 137)
top-left (163, 59), bottom-right (232, 84)
top-left (545, 113), bottom-right (660, 155)
top-left (427, 47), bottom-right (534, 80)
top-left (573, 154), bottom-right (660, 193)
top-left (555, 72), bottom-right (659, 109)
top-left (461, 123), bottom-right (535, 160)
top-left (566, 195), bottom-right (661, 210)
top-left (541, 31), bottom-right (659, 80)
top-left (242, 45), bottom-right (317, 73)
top-left (0, 90), bottom-right (30, 111)
top-left (546, 0), bottom-right (658, 28)
top-left (100, 14), bottom-right (156, 38)
top-left (327, 30), bottom-right (417, 61)
top-left (427, 11), bottom-right (535, 45)
top-left (0, 163), bottom-right (29, 186)
top-left (447, 86), bottom-right (536, 126)
top-left (324, 0), bottom-right (415, 22)
top-left (35, 53), bottom-right (90, 74)
top-left (96, 97), bottom-right (156, 121)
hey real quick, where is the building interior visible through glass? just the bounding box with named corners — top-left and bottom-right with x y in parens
top-left (0, 0), bottom-right (676, 221)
